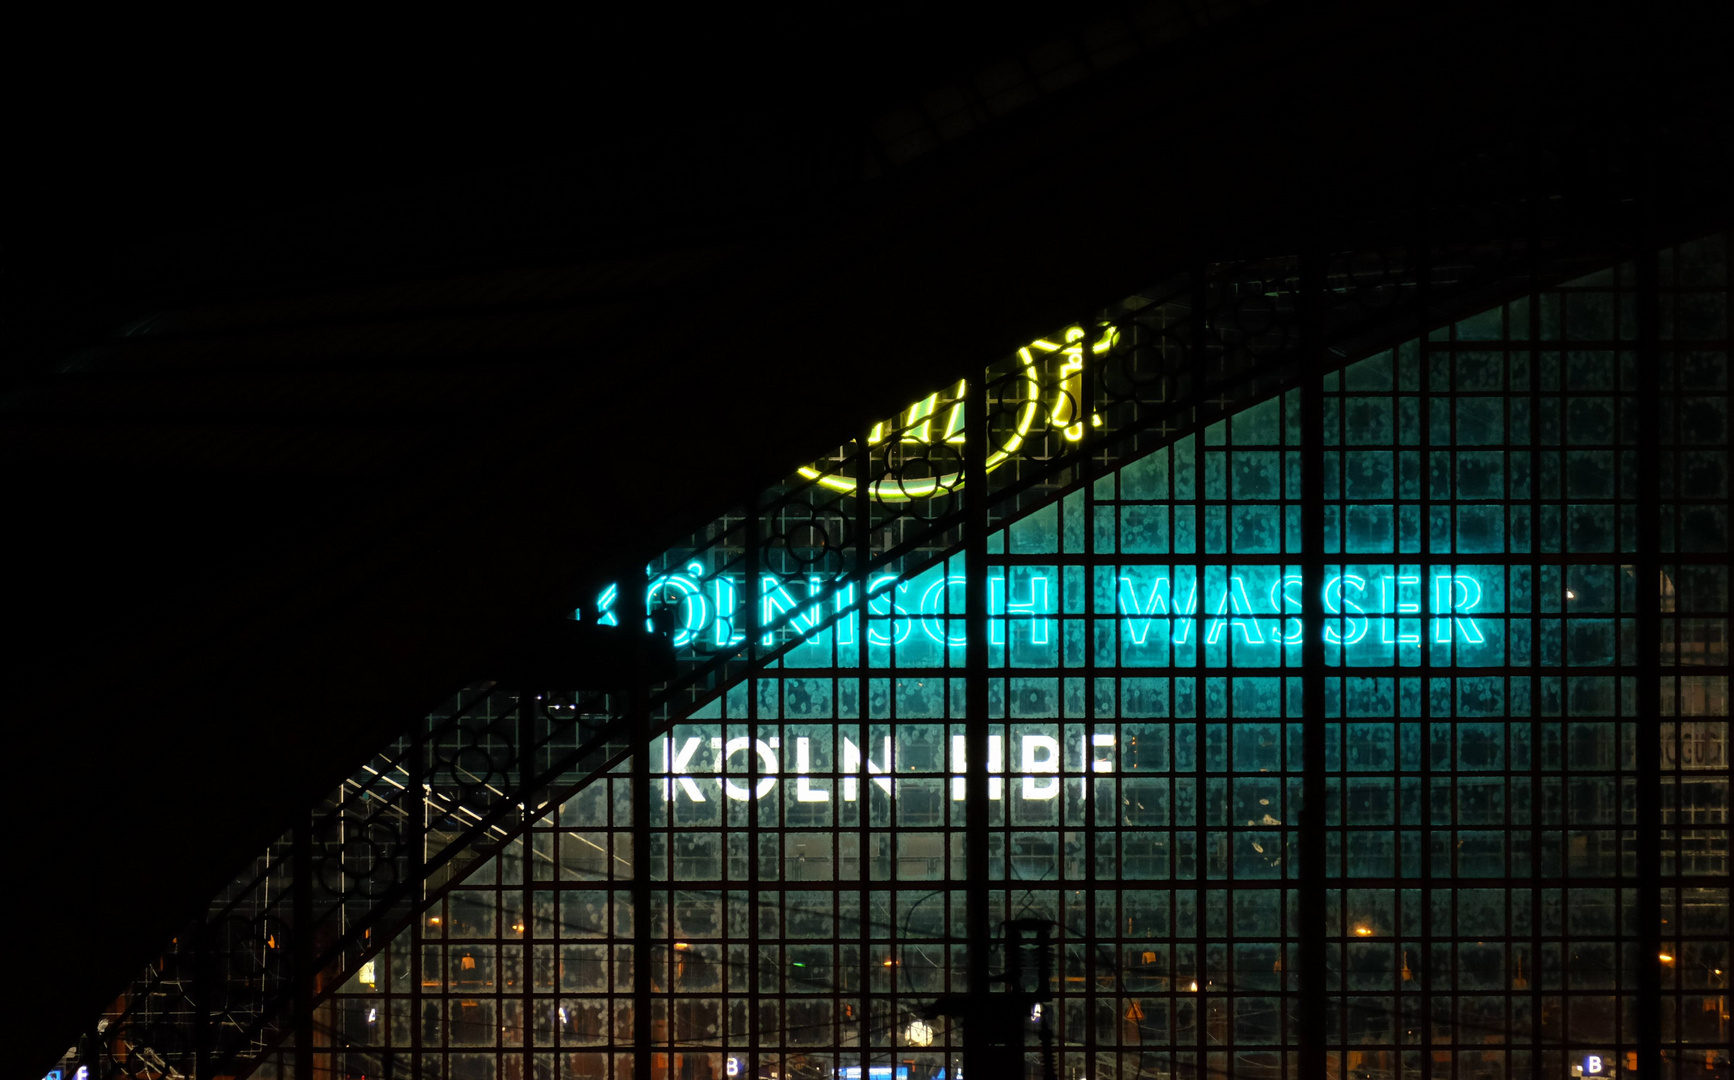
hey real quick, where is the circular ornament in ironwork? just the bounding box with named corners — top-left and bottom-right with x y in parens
top-left (315, 820), bottom-right (404, 900)
top-left (767, 504), bottom-right (848, 568)
top-left (224, 912), bottom-right (292, 975)
top-left (429, 718), bottom-right (516, 802)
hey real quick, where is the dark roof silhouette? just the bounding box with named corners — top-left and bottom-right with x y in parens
top-left (8, 1), bottom-right (1731, 1065)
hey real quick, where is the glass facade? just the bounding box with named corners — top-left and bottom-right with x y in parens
top-left (91, 232), bottom-right (1731, 1080)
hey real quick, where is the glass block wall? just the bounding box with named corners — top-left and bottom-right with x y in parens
top-left (1655, 235), bottom-right (1732, 1079)
top-left (293, 234), bottom-right (1730, 1080)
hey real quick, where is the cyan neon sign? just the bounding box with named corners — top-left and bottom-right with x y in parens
top-left (598, 566), bottom-right (1058, 648)
top-left (595, 566), bottom-right (1489, 649)
top-left (1116, 571), bottom-right (1485, 646)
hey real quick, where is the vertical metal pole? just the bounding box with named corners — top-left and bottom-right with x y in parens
top-left (1035, 924), bottom-right (1058, 1080)
top-left (1633, 208), bottom-right (1663, 1080)
top-left (1191, 284), bottom-right (1210, 1079)
top-left (1298, 228), bottom-right (1329, 1080)
top-left (1625, 13), bottom-right (1667, 1064)
top-left (854, 431), bottom-right (873, 1077)
top-left (965, 362), bottom-right (992, 1077)
top-left (293, 819), bottom-right (314, 1080)
top-left (1081, 326), bottom-right (1101, 1080)
top-left (519, 691), bottom-right (536, 1080)
top-left (1005, 922), bottom-right (1027, 1062)
top-left (1525, 200), bottom-right (1546, 1080)
top-left (746, 509), bottom-right (762, 1080)
top-left (1417, 212), bottom-right (1437, 1080)
top-left (1187, 265), bottom-right (1214, 1080)
top-left (409, 724), bottom-right (426, 1080)
top-left (626, 570), bottom-right (653, 1080)
top-left (194, 915), bottom-right (211, 1080)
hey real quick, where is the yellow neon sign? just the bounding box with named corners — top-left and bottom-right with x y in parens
top-left (797, 325), bottom-right (1117, 501)
top-left (1050, 325), bottom-right (1115, 441)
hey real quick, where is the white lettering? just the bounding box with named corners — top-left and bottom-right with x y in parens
top-left (1022, 734), bottom-right (1060, 799)
top-left (1090, 733), bottom-right (1116, 772)
top-left (665, 737), bottom-right (706, 802)
top-left (795, 737), bottom-right (830, 802)
top-left (951, 734), bottom-right (1004, 800)
top-left (714, 736), bottom-right (778, 801)
top-left (842, 736), bottom-right (893, 799)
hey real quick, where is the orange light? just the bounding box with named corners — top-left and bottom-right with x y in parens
top-left (1354, 926), bottom-right (1373, 937)
top-left (1659, 952), bottom-right (1674, 962)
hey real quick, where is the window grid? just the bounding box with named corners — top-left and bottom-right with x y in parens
top-left (271, 236), bottom-right (1731, 1080)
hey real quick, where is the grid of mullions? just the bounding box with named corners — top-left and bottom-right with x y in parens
top-left (1656, 233), bottom-right (1733, 1078)
top-left (1305, 238), bottom-right (1732, 1079)
top-left (308, 235), bottom-right (1731, 1080)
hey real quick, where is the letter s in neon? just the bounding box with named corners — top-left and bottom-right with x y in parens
top-left (1324, 574), bottom-right (1369, 645)
top-left (1269, 574), bottom-right (1304, 644)
top-left (866, 574), bottom-right (912, 646)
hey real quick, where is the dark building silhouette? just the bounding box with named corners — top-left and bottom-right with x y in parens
top-left (10, 4), bottom-right (1731, 1078)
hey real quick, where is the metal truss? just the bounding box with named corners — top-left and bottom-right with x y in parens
top-left (80, 196), bottom-right (1727, 1080)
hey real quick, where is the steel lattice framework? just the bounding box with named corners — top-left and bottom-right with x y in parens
top-left (80, 203), bottom-right (1731, 1080)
